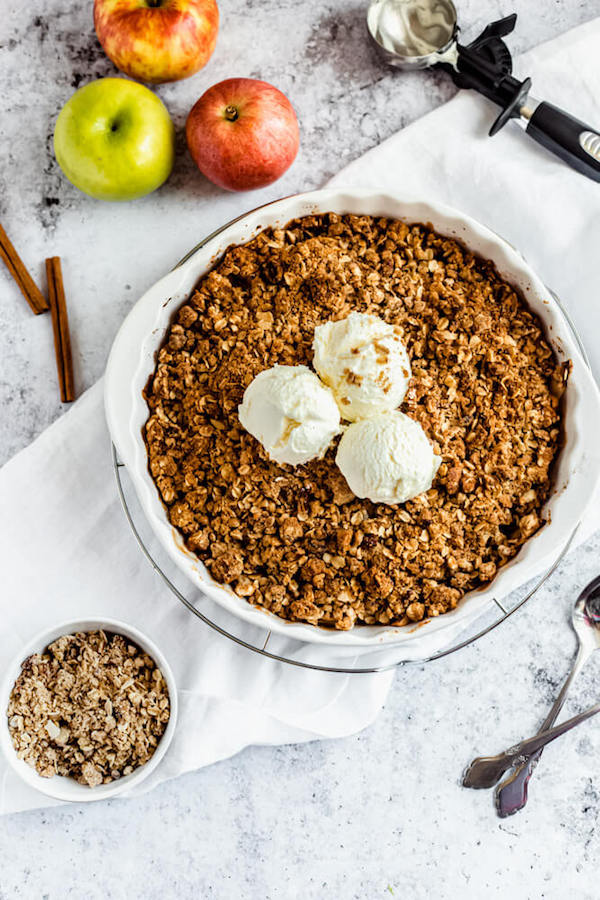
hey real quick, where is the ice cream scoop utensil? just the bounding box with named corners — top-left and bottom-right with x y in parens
top-left (367, 1), bottom-right (600, 181)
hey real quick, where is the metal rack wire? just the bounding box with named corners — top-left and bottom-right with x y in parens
top-left (113, 446), bottom-right (578, 674)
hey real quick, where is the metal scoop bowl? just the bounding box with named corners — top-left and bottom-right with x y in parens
top-left (367, 0), bottom-right (458, 69)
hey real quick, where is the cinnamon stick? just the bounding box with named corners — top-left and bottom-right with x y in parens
top-left (45, 257), bottom-right (75, 403)
top-left (0, 223), bottom-right (49, 315)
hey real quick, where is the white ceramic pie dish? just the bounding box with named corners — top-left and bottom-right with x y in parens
top-left (105, 188), bottom-right (600, 649)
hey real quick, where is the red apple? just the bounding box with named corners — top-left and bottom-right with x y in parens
top-left (94, 0), bottom-right (219, 85)
top-left (186, 78), bottom-right (300, 191)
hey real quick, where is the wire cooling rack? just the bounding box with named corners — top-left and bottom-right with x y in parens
top-left (112, 218), bottom-right (589, 675)
top-left (113, 447), bottom-right (579, 674)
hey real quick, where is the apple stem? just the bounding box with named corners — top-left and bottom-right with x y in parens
top-left (224, 105), bottom-right (239, 122)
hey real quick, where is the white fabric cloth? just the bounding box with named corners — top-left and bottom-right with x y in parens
top-left (1, 19), bottom-right (599, 814)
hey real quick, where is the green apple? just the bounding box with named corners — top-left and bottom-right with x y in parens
top-left (54, 78), bottom-right (175, 201)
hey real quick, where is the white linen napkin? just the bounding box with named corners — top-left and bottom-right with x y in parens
top-left (1, 18), bottom-right (599, 814)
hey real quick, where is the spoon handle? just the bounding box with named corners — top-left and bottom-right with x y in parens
top-left (464, 698), bottom-right (600, 789)
top-left (495, 644), bottom-right (590, 815)
top-left (463, 644), bottom-right (588, 790)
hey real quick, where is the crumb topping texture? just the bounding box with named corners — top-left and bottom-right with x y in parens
top-left (144, 214), bottom-right (565, 630)
top-left (7, 631), bottom-right (170, 785)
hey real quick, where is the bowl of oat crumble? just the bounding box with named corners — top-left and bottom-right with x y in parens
top-left (105, 189), bottom-right (600, 653)
top-left (0, 618), bottom-right (178, 801)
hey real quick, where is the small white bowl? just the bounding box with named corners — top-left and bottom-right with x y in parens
top-left (0, 618), bottom-right (178, 803)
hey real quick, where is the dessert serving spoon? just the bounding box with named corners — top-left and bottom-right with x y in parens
top-left (463, 574), bottom-right (600, 813)
top-left (463, 698), bottom-right (600, 796)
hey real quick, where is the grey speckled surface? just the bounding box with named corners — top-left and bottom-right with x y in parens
top-left (2, 0), bottom-right (600, 897)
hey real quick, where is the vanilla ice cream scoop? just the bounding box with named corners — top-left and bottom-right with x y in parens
top-left (238, 365), bottom-right (341, 466)
top-left (336, 411), bottom-right (441, 505)
top-left (313, 311), bottom-right (411, 422)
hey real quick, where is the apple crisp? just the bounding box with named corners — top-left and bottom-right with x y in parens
top-left (144, 214), bottom-right (566, 630)
top-left (7, 631), bottom-right (170, 785)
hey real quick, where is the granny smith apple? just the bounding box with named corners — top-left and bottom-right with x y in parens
top-left (54, 78), bottom-right (175, 201)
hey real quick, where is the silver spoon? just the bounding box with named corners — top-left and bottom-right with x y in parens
top-left (463, 697), bottom-right (600, 787)
top-left (463, 575), bottom-right (600, 797)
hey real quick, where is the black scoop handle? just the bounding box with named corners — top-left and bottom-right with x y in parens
top-left (526, 101), bottom-right (600, 182)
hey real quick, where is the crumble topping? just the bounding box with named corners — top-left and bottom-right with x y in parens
top-left (144, 213), bottom-right (566, 630)
top-left (7, 631), bottom-right (170, 785)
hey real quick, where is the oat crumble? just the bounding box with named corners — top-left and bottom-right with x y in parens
top-left (7, 631), bottom-right (170, 785)
top-left (144, 213), bottom-right (566, 630)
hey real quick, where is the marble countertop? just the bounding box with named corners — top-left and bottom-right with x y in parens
top-left (1, 0), bottom-right (600, 896)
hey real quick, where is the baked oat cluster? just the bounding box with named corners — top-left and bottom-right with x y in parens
top-left (145, 214), bottom-right (566, 630)
top-left (7, 631), bottom-right (170, 786)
